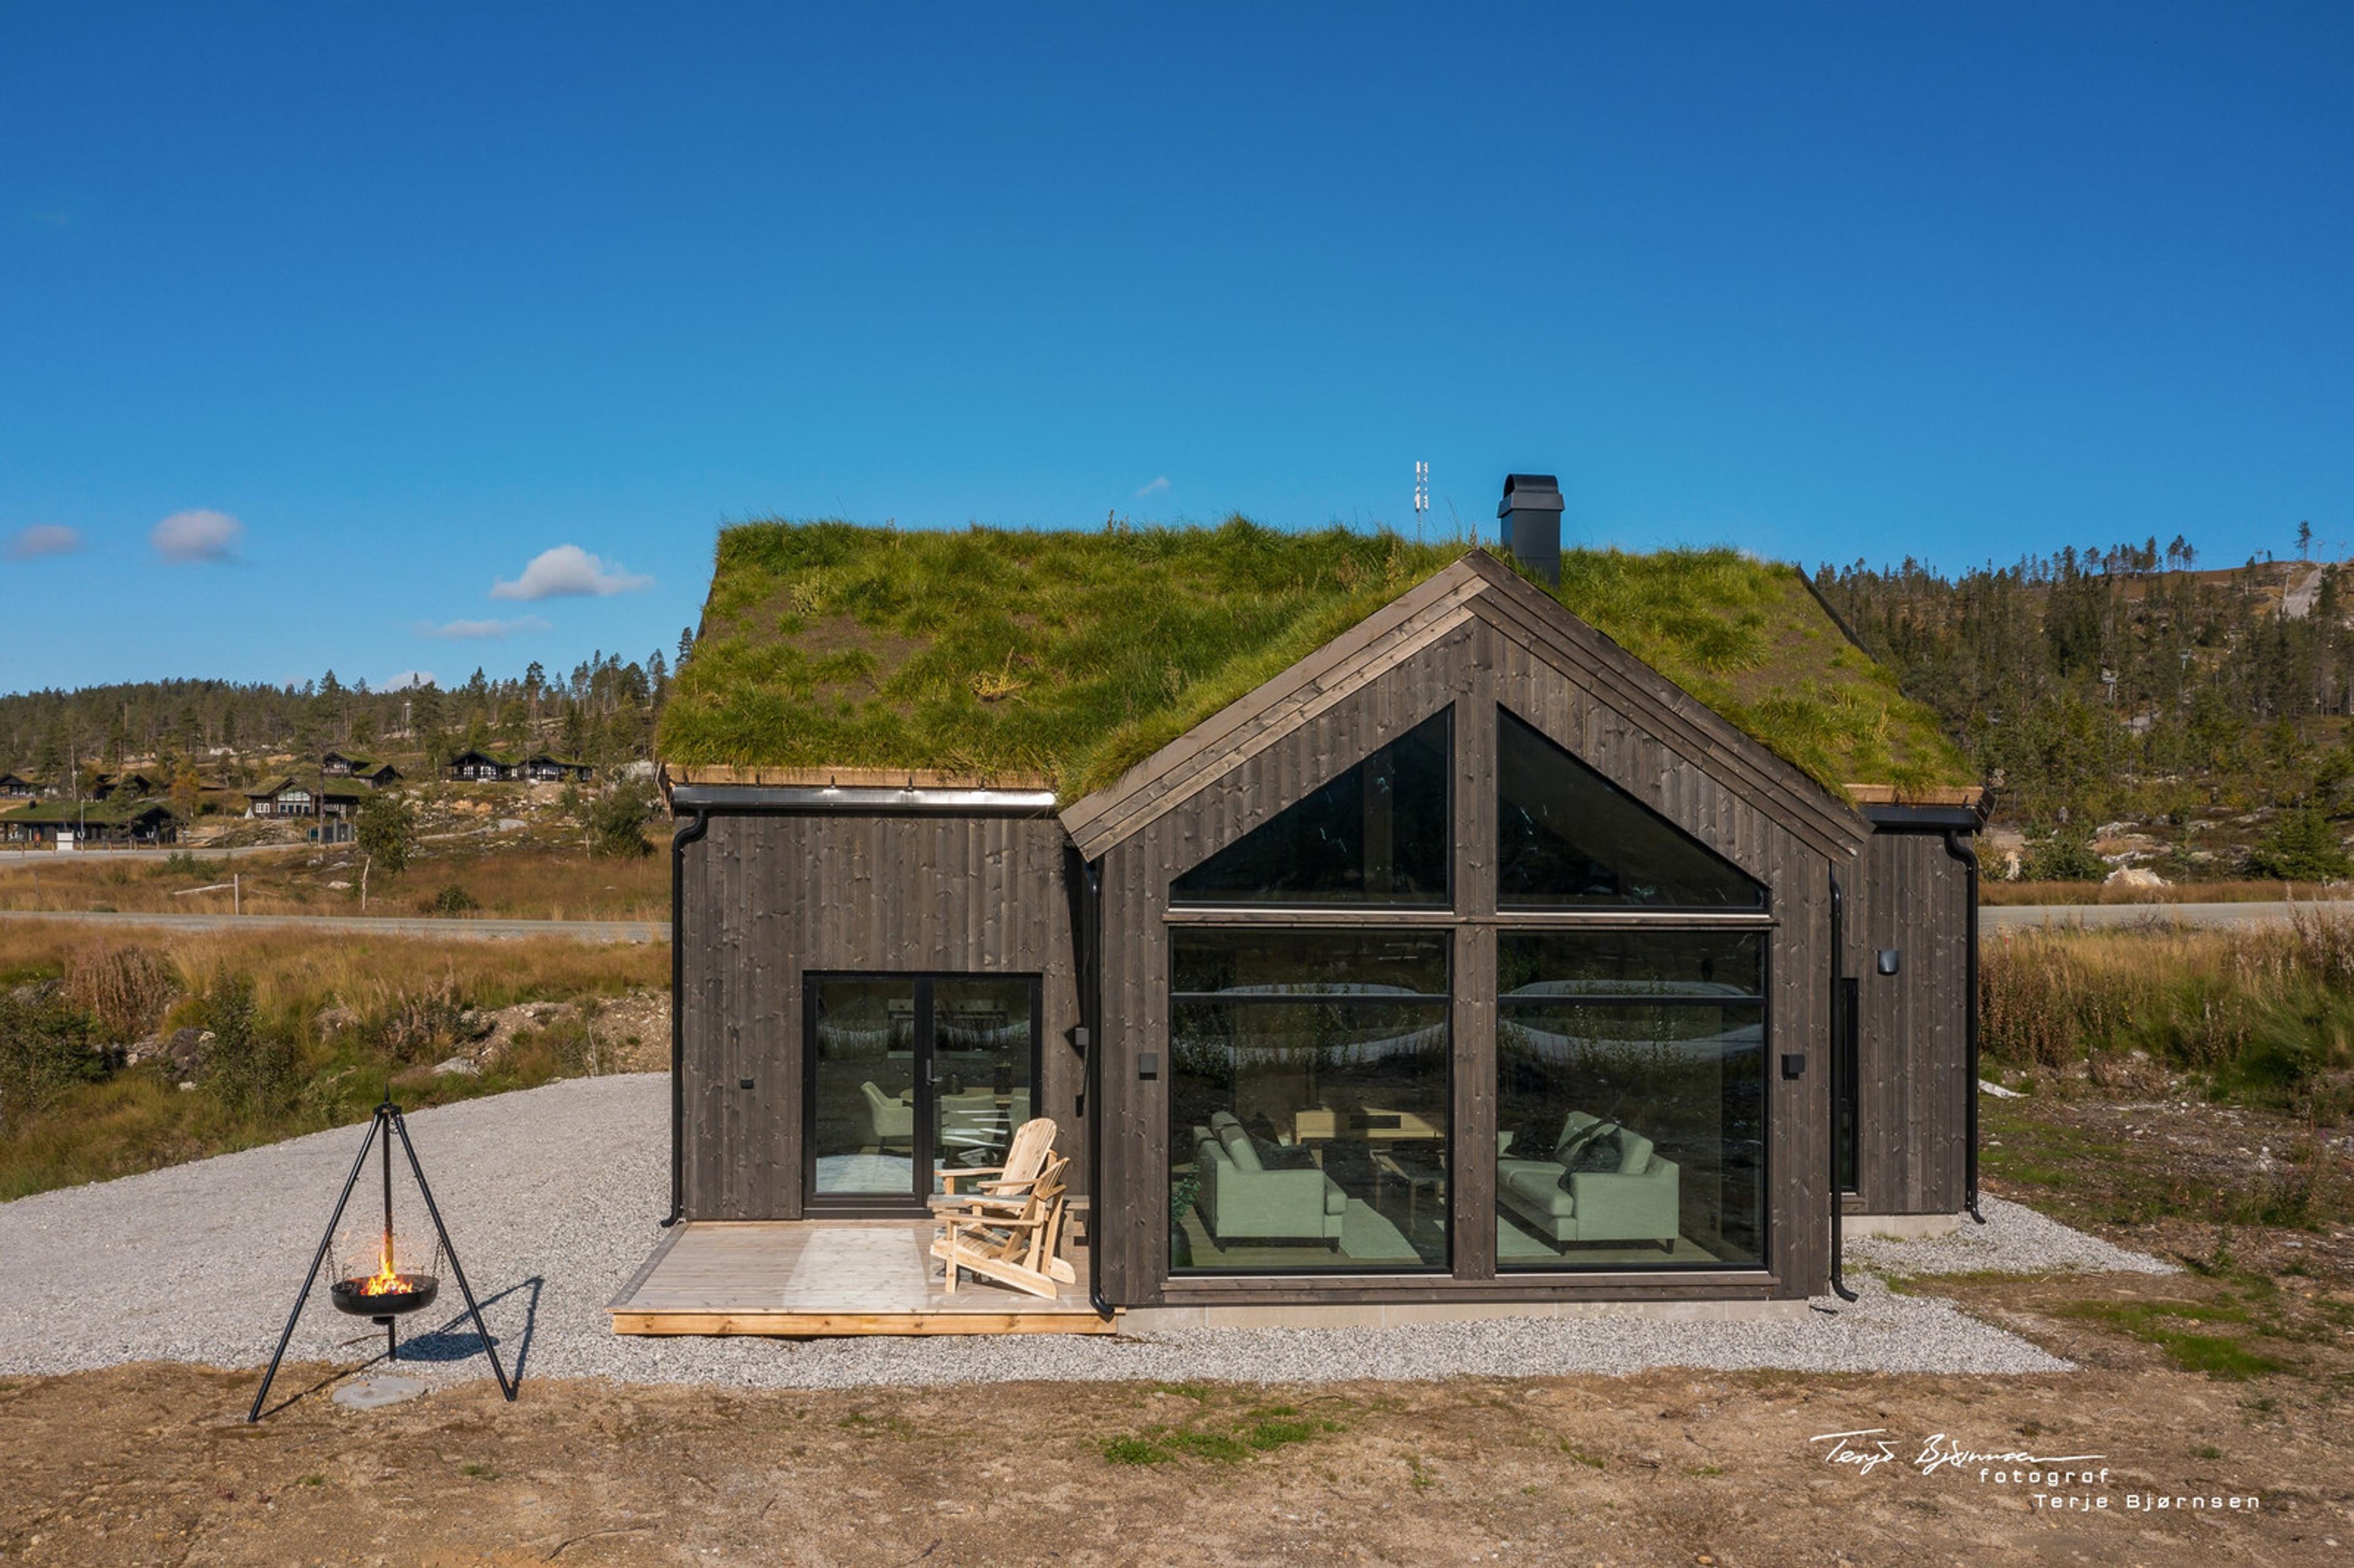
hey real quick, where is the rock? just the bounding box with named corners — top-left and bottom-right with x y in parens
top-left (1979, 1079), bottom-right (2023, 1099)
top-left (2105, 866), bottom-right (2166, 888)
top-left (431, 1055), bottom-right (481, 1078)
top-left (326, 879), bottom-right (352, 891)
top-left (332, 1376), bottom-right (430, 1410)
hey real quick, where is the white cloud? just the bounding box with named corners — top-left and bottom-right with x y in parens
top-left (416, 614), bottom-right (552, 640)
top-left (4, 523), bottom-right (82, 560)
top-left (489, 544), bottom-right (652, 601)
top-left (1133, 475), bottom-right (1170, 499)
top-left (151, 509), bottom-right (244, 563)
top-left (383, 671), bottom-right (437, 691)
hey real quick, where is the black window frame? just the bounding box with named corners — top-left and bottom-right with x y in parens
top-left (801, 970), bottom-right (1045, 1219)
top-left (1166, 927), bottom-right (1455, 1276)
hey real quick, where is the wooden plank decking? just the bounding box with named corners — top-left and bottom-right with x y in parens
top-left (609, 1219), bottom-right (1114, 1336)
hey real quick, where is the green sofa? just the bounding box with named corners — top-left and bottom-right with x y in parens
top-left (1496, 1111), bottom-right (1680, 1251)
top-left (1192, 1112), bottom-right (1347, 1246)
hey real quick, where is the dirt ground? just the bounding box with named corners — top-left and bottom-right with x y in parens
top-left (2, 1335), bottom-right (2347, 1568)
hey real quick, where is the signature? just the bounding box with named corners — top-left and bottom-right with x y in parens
top-left (1810, 1428), bottom-right (2106, 1481)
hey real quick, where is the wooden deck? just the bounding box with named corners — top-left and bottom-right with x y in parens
top-left (608, 1219), bottom-right (1114, 1336)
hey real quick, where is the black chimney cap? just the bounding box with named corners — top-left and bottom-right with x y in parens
top-left (1497, 473), bottom-right (1564, 517)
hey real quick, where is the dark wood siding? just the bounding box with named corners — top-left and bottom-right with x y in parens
top-left (1846, 828), bottom-right (1971, 1214)
top-left (1091, 595), bottom-right (1843, 1307)
top-left (677, 812), bottom-right (1081, 1220)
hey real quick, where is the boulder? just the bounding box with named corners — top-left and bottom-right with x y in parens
top-left (2105, 865), bottom-right (2166, 888)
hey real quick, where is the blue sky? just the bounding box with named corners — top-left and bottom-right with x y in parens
top-left (4, 4), bottom-right (2350, 694)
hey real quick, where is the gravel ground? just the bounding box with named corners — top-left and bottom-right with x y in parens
top-left (0, 1075), bottom-right (2079, 1391)
top-left (1845, 1196), bottom-right (2178, 1277)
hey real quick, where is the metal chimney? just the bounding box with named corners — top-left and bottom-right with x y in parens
top-left (1497, 474), bottom-right (1564, 587)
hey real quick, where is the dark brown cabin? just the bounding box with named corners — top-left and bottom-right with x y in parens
top-left (666, 539), bottom-right (1984, 1318)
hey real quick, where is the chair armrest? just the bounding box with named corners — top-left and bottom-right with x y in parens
top-left (938, 1166), bottom-right (1009, 1193)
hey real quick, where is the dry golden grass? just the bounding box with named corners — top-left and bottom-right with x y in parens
top-left (0, 921), bottom-right (666, 1200)
top-left (1979, 878), bottom-right (2347, 906)
top-left (0, 842), bottom-right (669, 922)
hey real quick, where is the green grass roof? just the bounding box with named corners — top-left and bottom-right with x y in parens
top-left (659, 518), bottom-right (1968, 803)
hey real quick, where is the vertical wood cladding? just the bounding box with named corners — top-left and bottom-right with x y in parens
top-left (1091, 598), bottom-right (1850, 1307)
top-left (1846, 828), bottom-right (1970, 1215)
top-left (677, 812), bottom-right (1081, 1220)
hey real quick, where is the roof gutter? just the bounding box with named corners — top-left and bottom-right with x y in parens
top-left (668, 784), bottom-right (1057, 817)
top-left (1941, 827), bottom-right (1987, 1225)
top-left (663, 807), bottom-right (711, 1227)
top-left (1826, 869), bottom-right (1859, 1303)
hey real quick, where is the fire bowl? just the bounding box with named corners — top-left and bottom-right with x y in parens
top-left (330, 1274), bottom-right (440, 1318)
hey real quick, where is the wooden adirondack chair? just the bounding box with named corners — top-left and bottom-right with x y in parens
top-left (934, 1116), bottom-right (1057, 1211)
top-left (932, 1151), bottom-right (1076, 1299)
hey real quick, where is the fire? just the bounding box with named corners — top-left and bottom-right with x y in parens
top-left (354, 1231), bottom-right (408, 1296)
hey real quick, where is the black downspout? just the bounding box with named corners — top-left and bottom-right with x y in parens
top-left (1827, 871), bottom-right (1857, 1302)
top-left (663, 808), bottom-right (711, 1227)
top-left (1943, 828), bottom-right (1987, 1225)
top-left (1078, 854), bottom-right (1111, 1320)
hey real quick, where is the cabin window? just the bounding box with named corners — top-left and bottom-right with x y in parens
top-left (1167, 929), bottom-right (1450, 1273)
top-left (1497, 710), bottom-right (1766, 909)
top-left (1494, 930), bottom-right (1766, 1269)
top-left (1170, 711), bottom-right (1451, 907)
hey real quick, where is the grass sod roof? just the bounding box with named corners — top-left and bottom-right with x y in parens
top-left (658, 518), bottom-right (1970, 805)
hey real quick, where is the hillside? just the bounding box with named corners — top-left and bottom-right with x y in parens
top-left (657, 517), bottom-right (1967, 802)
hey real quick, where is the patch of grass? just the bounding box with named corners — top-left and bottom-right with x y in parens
top-left (660, 519), bottom-right (1966, 799)
top-left (298, 1474), bottom-right (326, 1487)
top-left (457, 1462), bottom-right (496, 1480)
top-left (1099, 1395), bottom-right (1342, 1467)
top-left (2191, 1444), bottom-right (2223, 1460)
top-left (2056, 1300), bottom-right (2286, 1379)
top-left (1102, 1437), bottom-right (1168, 1466)
top-left (1557, 1442), bottom-right (1607, 1469)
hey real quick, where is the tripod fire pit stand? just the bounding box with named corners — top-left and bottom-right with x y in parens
top-left (247, 1098), bottom-right (515, 1421)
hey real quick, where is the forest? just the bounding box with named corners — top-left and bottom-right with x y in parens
top-left (1815, 539), bottom-right (2354, 876)
top-left (0, 633), bottom-right (693, 786)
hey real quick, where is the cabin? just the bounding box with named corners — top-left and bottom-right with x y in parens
top-left (630, 495), bottom-right (1984, 1333)
top-left (0, 772), bottom-right (40, 799)
top-left (0, 799), bottom-right (178, 848)
top-left (322, 752), bottom-right (402, 786)
top-left (519, 753), bottom-right (595, 783)
top-left (446, 749), bottom-right (514, 782)
top-left (88, 770), bottom-right (164, 802)
top-left (246, 774), bottom-right (367, 821)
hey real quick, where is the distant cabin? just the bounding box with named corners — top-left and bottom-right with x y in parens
top-left (0, 799), bottom-right (177, 848)
top-left (0, 772), bottom-right (40, 799)
top-left (88, 771), bottom-right (163, 802)
top-left (321, 752), bottom-right (402, 787)
top-left (446, 749), bottom-right (514, 782)
top-left (245, 777), bottom-right (316, 818)
top-left (520, 753), bottom-right (593, 783)
top-left (246, 775), bottom-right (366, 821)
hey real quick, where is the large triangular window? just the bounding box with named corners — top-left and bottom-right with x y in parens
top-left (1497, 708), bottom-right (1766, 909)
top-left (1171, 710), bottom-right (1450, 906)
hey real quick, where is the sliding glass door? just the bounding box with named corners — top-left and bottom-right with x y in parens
top-left (806, 973), bottom-right (1040, 1212)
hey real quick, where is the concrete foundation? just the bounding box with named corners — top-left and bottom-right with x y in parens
top-left (1120, 1296), bottom-right (1812, 1333)
top-left (1843, 1212), bottom-right (1964, 1241)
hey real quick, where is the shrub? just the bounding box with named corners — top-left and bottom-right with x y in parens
top-left (431, 884), bottom-right (481, 916)
top-left (2022, 830), bottom-right (2109, 882)
top-left (63, 945), bottom-right (178, 1042)
top-left (587, 790), bottom-right (655, 859)
top-left (359, 977), bottom-right (468, 1064)
top-left (197, 970), bottom-right (300, 1113)
top-left (2244, 807), bottom-right (2353, 881)
top-left (0, 987), bottom-right (105, 1128)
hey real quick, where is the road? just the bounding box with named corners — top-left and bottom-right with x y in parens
top-left (0, 909), bottom-right (667, 942)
